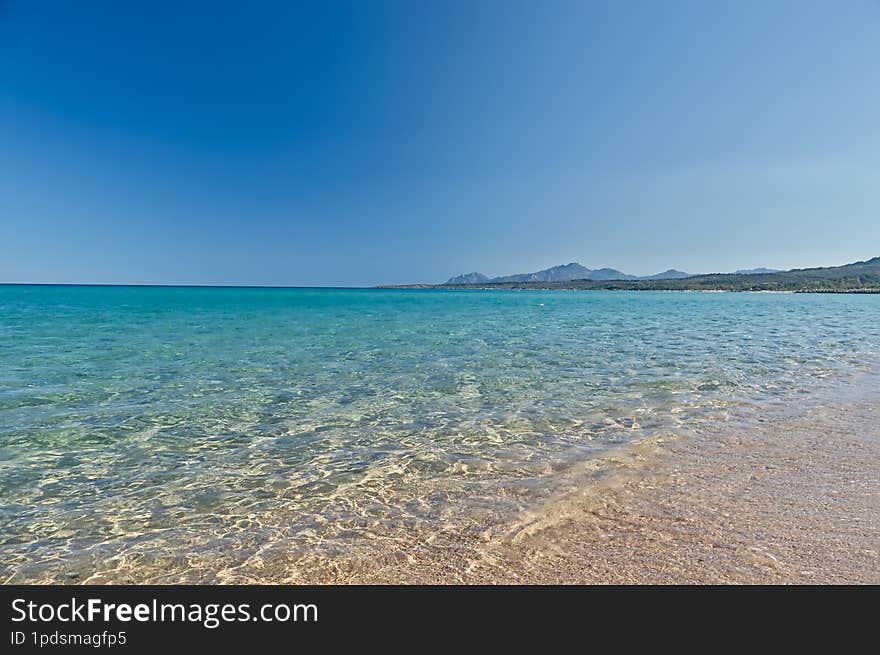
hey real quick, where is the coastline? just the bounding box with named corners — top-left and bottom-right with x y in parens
top-left (306, 375), bottom-right (880, 584)
top-left (478, 388), bottom-right (880, 584)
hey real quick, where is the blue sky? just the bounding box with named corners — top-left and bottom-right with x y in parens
top-left (1, 1), bottom-right (878, 285)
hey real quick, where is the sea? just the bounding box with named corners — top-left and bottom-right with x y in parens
top-left (2, 285), bottom-right (879, 582)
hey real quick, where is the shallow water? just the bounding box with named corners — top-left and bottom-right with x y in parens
top-left (1, 286), bottom-right (879, 582)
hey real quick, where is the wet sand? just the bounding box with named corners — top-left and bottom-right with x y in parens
top-left (330, 387), bottom-right (880, 584)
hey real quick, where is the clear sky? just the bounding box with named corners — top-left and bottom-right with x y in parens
top-left (1, 1), bottom-right (878, 286)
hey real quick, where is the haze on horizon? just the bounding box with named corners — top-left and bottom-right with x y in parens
top-left (1, 1), bottom-right (878, 287)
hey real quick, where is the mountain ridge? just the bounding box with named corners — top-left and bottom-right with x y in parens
top-left (446, 262), bottom-right (682, 285)
top-left (409, 256), bottom-right (880, 292)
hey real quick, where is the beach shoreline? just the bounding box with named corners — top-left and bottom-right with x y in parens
top-left (483, 394), bottom-right (879, 584)
top-left (315, 378), bottom-right (880, 585)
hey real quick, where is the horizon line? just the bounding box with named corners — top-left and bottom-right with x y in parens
top-left (0, 282), bottom-right (383, 290)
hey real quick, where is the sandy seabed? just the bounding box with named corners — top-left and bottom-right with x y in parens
top-left (13, 379), bottom-right (878, 585)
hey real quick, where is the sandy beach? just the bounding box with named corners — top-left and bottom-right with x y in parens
top-left (488, 395), bottom-right (879, 584)
top-left (320, 380), bottom-right (880, 585)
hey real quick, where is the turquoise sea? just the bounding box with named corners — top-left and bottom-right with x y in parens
top-left (2, 286), bottom-right (879, 582)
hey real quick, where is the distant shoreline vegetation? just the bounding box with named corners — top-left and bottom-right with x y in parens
top-left (384, 256), bottom-right (880, 292)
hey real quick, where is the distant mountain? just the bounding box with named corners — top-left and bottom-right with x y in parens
top-left (445, 272), bottom-right (490, 285)
top-left (642, 269), bottom-right (691, 280)
top-left (446, 262), bottom-right (641, 285)
top-left (444, 263), bottom-right (701, 284)
top-left (735, 268), bottom-right (781, 275)
top-left (492, 262), bottom-right (594, 283)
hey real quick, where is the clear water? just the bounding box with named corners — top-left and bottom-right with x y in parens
top-left (2, 286), bottom-right (879, 582)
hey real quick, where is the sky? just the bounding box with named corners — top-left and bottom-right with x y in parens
top-left (1, 1), bottom-right (878, 286)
